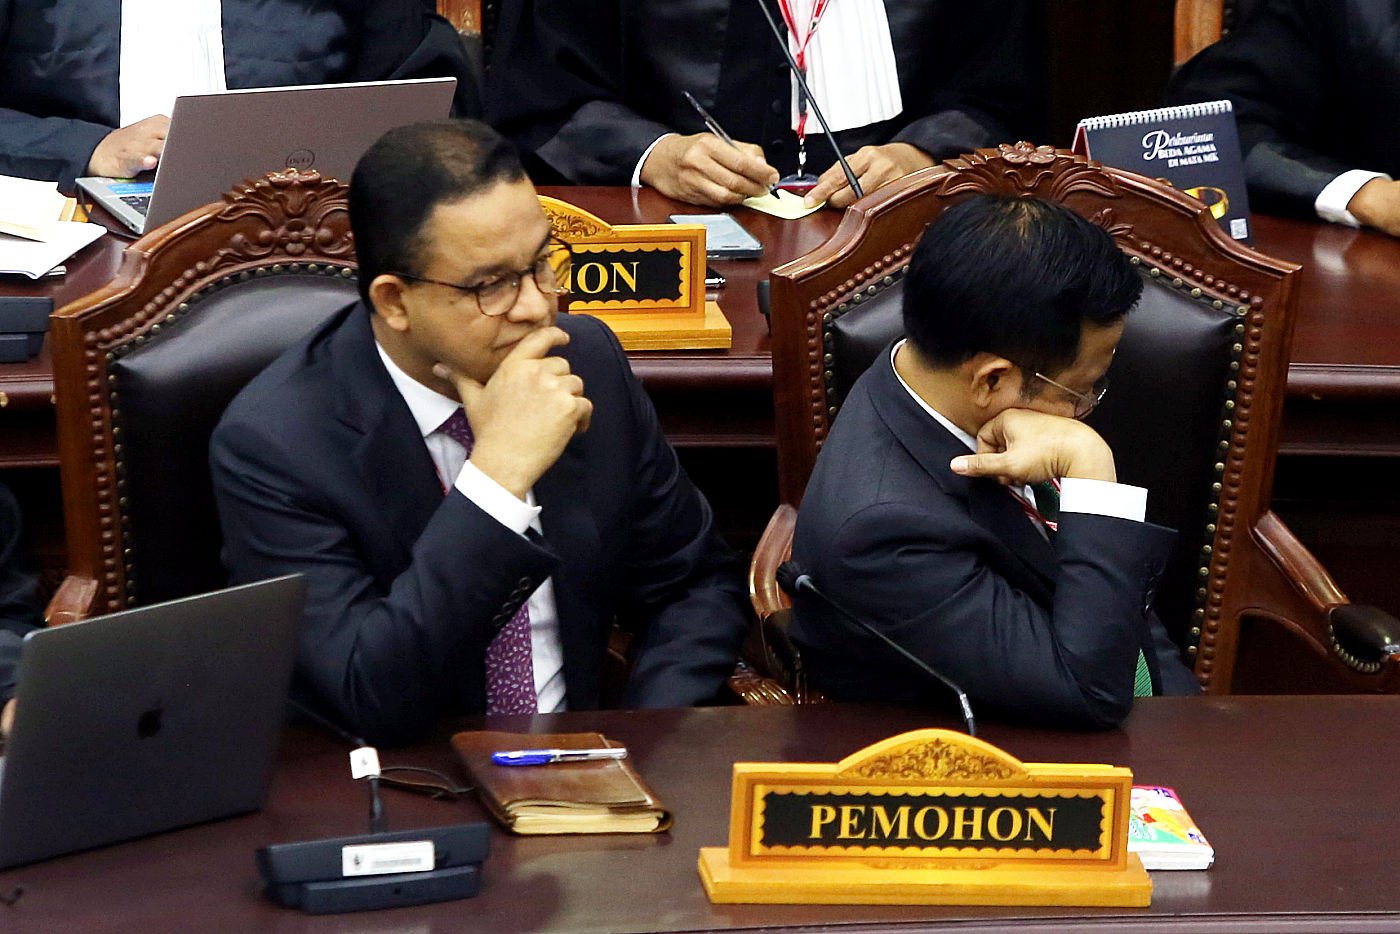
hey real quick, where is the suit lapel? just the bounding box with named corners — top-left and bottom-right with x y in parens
top-left (866, 350), bottom-right (1058, 594)
top-left (330, 305), bottom-right (443, 563)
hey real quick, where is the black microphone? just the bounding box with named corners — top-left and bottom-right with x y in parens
top-left (749, 0), bottom-right (865, 200)
top-left (778, 560), bottom-right (976, 735)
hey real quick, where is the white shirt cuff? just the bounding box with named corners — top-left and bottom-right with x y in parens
top-left (1058, 477), bottom-right (1146, 523)
top-left (1315, 169), bottom-right (1391, 227)
top-left (453, 460), bottom-right (540, 535)
top-left (632, 134), bottom-right (674, 187)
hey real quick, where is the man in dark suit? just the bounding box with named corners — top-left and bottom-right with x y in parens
top-left (790, 195), bottom-right (1197, 729)
top-left (211, 119), bottom-right (747, 745)
top-left (0, 0), bottom-right (478, 187)
top-left (485, 1), bottom-right (1044, 208)
top-left (1167, 0), bottom-right (1400, 237)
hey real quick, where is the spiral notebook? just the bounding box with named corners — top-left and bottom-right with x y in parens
top-left (1073, 100), bottom-right (1252, 243)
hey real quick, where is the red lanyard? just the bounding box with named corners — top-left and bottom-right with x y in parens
top-left (775, 0), bottom-right (833, 140)
top-left (1008, 480), bottom-right (1060, 534)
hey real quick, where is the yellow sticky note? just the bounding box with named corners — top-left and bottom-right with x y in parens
top-left (742, 189), bottom-right (825, 220)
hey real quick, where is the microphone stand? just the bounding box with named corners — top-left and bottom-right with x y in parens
top-left (778, 561), bottom-right (976, 735)
top-left (750, 0), bottom-right (865, 200)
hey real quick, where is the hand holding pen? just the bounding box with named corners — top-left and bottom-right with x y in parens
top-left (636, 92), bottom-right (779, 207)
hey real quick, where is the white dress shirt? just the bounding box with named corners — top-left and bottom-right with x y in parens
top-left (890, 341), bottom-right (1147, 523)
top-left (375, 344), bottom-right (567, 712)
top-left (634, 0), bottom-right (901, 186)
top-left (120, 0), bottom-right (229, 127)
top-left (1315, 168), bottom-right (1392, 228)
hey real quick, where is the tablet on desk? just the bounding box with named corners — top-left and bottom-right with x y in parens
top-left (670, 213), bottom-right (764, 260)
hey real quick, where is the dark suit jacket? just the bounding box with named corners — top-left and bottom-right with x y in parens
top-left (790, 351), bottom-right (1195, 729)
top-left (0, 480), bottom-right (41, 702)
top-left (0, 0), bottom-right (479, 187)
top-left (211, 303), bottom-right (747, 745)
top-left (485, 0), bottom-right (1045, 184)
top-left (1166, 0), bottom-right (1400, 218)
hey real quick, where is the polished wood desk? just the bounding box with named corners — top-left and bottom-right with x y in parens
top-left (1252, 215), bottom-right (1400, 457)
top-left (2, 696), bottom-right (1397, 931)
top-left (3, 197), bottom-right (1398, 463)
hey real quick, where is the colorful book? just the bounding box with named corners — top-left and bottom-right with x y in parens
top-left (1073, 100), bottom-right (1252, 243)
top-left (1128, 785), bottom-right (1215, 870)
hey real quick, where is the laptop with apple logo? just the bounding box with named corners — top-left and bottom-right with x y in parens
top-left (0, 575), bottom-right (304, 869)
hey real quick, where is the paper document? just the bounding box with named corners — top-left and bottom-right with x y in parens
top-left (0, 223), bottom-right (106, 279)
top-left (743, 189), bottom-right (825, 220)
top-left (0, 175), bottom-right (77, 241)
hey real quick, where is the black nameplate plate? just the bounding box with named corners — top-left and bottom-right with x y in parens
top-left (759, 791), bottom-right (1105, 851)
top-left (569, 246), bottom-right (682, 303)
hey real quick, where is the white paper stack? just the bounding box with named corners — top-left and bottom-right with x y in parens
top-left (0, 174), bottom-right (107, 278)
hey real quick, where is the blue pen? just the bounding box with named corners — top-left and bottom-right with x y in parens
top-left (491, 747), bottom-right (628, 767)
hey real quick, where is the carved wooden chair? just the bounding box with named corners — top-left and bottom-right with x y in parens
top-left (1174, 0), bottom-right (1262, 65)
top-left (436, 0), bottom-right (491, 83)
top-left (436, 0), bottom-right (481, 35)
top-left (46, 170), bottom-right (358, 623)
top-left (732, 143), bottom-right (1400, 705)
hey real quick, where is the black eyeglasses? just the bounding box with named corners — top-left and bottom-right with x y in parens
top-left (393, 237), bottom-right (572, 317)
top-left (1029, 370), bottom-right (1110, 420)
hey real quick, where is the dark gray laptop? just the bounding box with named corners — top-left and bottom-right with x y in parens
top-left (0, 575), bottom-right (305, 869)
top-left (77, 76), bottom-right (457, 233)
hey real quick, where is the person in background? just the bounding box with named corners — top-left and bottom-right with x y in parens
top-left (486, 0), bottom-right (1044, 209)
top-left (0, 0), bottom-right (479, 187)
top-left (1167, 0), bottom-right (1400, 237)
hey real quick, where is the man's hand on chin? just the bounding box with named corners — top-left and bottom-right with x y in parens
top-left (949, 409), bottom-right (1117, 486)
top-left (434, 326), bottom-right (593, 500)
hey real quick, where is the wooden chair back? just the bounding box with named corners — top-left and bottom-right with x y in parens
top-left (50, 171), bottom-right (358, 620)
top-left (755, 142), bottom-right (1399, 697)
top-left (1174, 0), bottom-right (1264, 65)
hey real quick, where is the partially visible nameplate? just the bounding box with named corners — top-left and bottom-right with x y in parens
top-left (540, 196), bottom-right (731, 350)
top-left (699, 728), bottom-right (1151, 907)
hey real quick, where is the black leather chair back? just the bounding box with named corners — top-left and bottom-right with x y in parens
top-left (816, 261), bottom-right (1239, 653)
top-left (110, 271), bottom-right (355, 607)
top-left (51, 170), bottom-right (357, 617)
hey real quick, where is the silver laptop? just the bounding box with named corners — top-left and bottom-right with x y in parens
top-left (0, 575), bottom-right (305, 869)
top-left (77, 76), bottom-right (457, 233)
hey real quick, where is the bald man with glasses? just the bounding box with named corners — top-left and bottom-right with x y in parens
top-left (211, 120), bottom-right (746, 745)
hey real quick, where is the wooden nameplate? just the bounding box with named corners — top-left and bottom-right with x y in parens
top-left (699, 728), bottom-right (1151, 907)
top-left (540, 196), bottom-right (732, 351)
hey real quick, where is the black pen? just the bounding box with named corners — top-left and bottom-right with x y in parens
top-left (682, 90), bottom-right (778, 196)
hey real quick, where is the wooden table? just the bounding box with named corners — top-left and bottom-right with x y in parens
top-left (1250, 215), bottom-right (1400, 456)
top-left (4, 197), bottom-right (1398, 464)
top-left (3, 696), bottom-right (1398, 931)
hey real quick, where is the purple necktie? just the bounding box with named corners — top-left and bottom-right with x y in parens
top-left (437, 409), bottom-right (538, 715)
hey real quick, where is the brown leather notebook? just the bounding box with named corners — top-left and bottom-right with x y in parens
top-left (450, 731), bottom-right (672, 835)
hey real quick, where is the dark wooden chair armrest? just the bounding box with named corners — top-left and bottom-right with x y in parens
top-left (730, 606), bottom-right (827, 706)
top-left (1331, 605), bottom-right (1400, 666)
top-left (748, 504), bottom-right (797, 620)
top-left (728, 663), bottom-right (800, 706)
top-left (44, 575), bottom-right (100, 626)
top-left (1251, 511), bottom-right (1400, 676)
